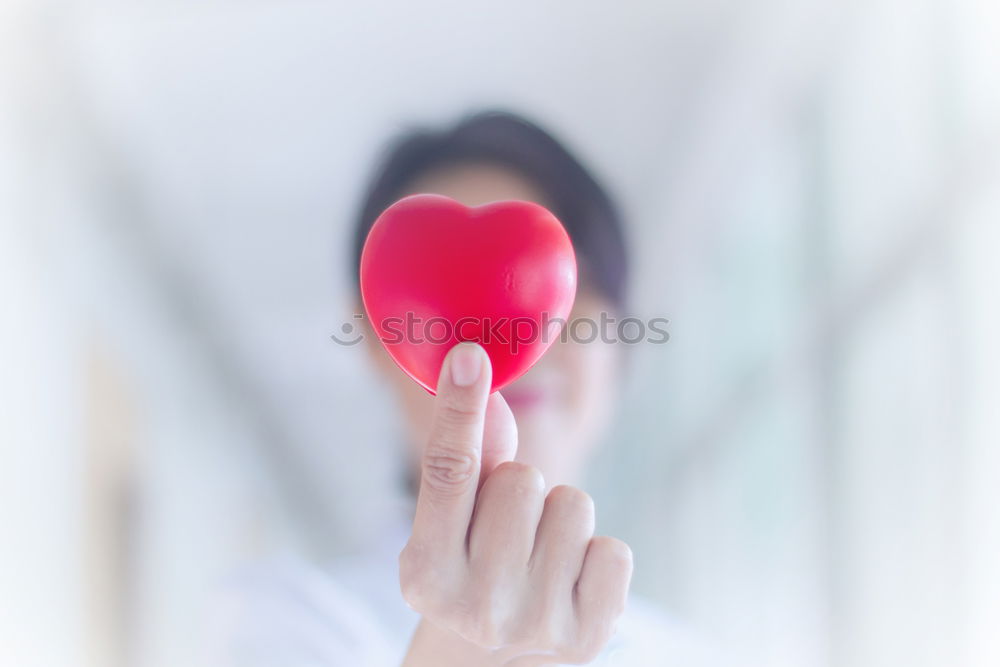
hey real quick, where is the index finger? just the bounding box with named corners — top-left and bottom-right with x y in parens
top-left (409, 342), bottom-right (492, 553)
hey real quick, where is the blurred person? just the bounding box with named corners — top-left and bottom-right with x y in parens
top-left (211, 111), bottom-right (718, 666)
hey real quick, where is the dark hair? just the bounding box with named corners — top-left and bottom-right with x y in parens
top-left (349, 109), bottom-right (629, 309)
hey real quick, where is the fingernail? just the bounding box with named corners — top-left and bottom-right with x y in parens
top-left (449, 343), bottom-right (483, 387)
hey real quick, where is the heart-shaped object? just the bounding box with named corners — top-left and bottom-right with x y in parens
top-left (360, 194), bottom-right (577, 393)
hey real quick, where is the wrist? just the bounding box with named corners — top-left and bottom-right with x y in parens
top-left (402, 618), bottom-right (560, 667)
top-left (402, 618), bottom-right (500, 667)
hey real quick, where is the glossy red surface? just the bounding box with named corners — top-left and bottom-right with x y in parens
top-left (360, 194), bottom-right (577, 393)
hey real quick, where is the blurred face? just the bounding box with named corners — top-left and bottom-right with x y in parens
top-left (362, 163), bottom-right (621, 487)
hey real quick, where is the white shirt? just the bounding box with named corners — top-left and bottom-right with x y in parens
top-left (208, 509), bottom-right (722, 666)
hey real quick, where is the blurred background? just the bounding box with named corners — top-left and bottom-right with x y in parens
top-left (2, 1), bottom-right (998, 666)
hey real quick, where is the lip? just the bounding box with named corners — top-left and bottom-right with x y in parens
top-left (501, 385), bottom-right (549, 412)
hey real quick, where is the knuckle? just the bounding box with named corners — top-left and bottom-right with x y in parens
top-left (488, 461), bottom-right (545, 496)
top-left (398, 546), bottom-right (435, 611)
top-left (547, 485), bottom-right (595, 518)
top-left (398, 543), bottom-right (425, 578)
top-left (398, 577), bottom-right (423, 610)
top-left (398, 570), bottom-right (429, 611)
top-left (591, 536), bottom-right (633, 569)
top-left (422, 449), bottom-right (478, 495)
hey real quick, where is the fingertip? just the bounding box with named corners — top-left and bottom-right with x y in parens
top-left (486, 390), bottom-right (513, 422)
top-left (438, 342), bottom-right (491, 392)
top-left (482, 392), bottom-right (519, 475)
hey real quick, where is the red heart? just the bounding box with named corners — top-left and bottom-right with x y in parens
top-left (360, 194), bottom-right (577, 394)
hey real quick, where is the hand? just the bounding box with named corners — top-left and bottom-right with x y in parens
top-left (399, 343), bottom-right (633, 666)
